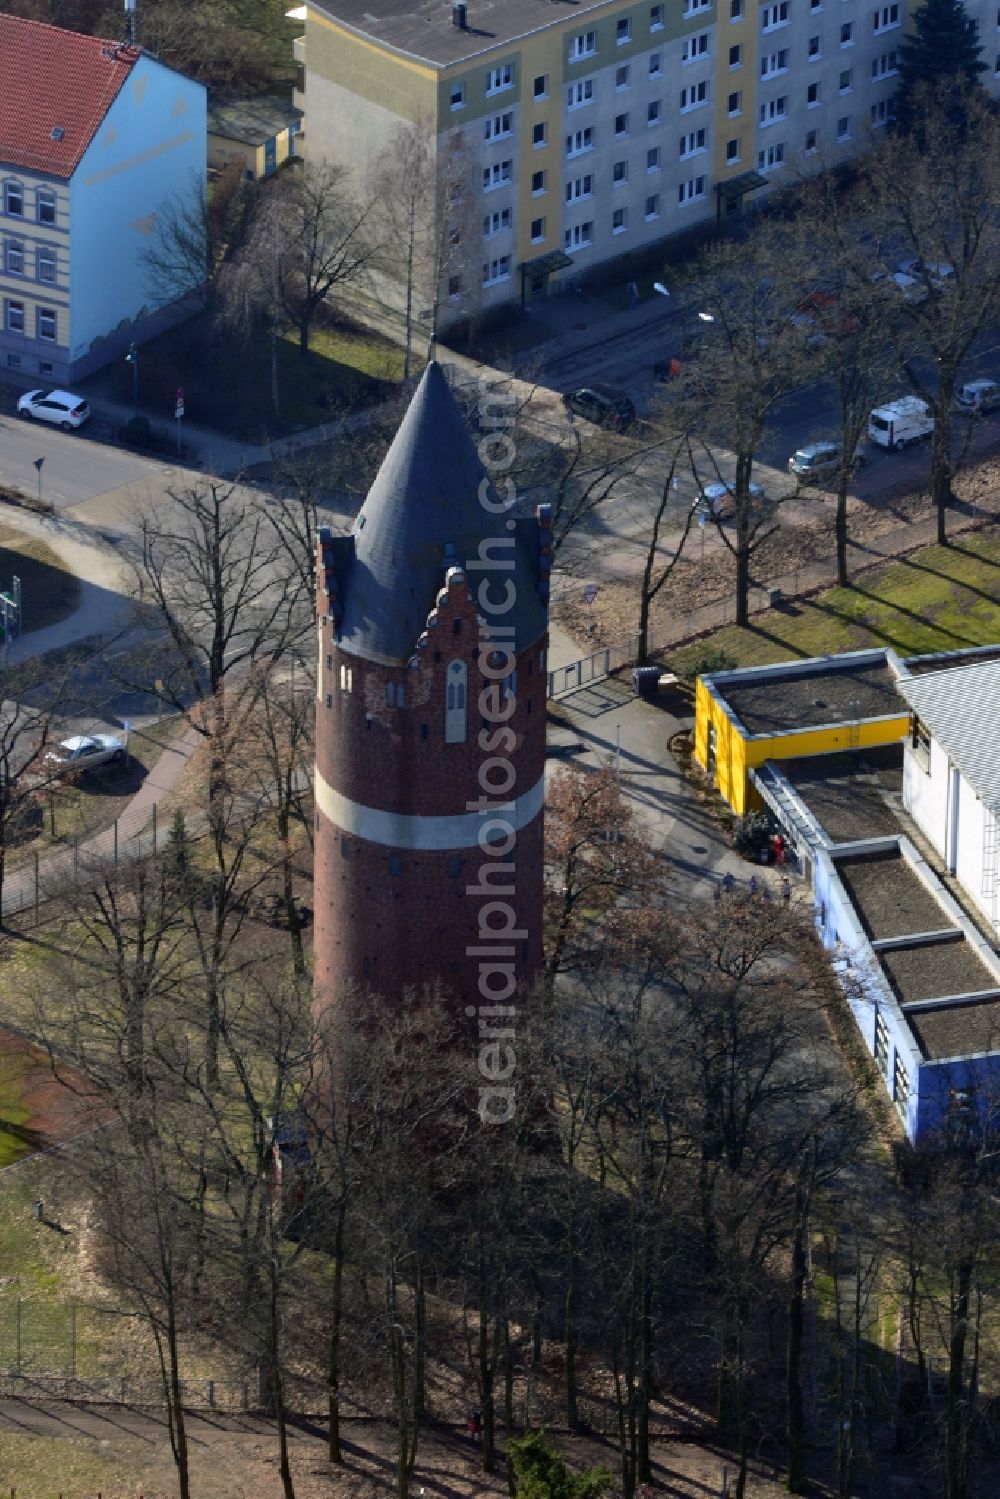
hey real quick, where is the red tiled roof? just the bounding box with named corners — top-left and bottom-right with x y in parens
top-left (0, 15), bottom-right (140, 179)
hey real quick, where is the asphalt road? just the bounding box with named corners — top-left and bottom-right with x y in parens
top-left (0, 410), bottom-right (165, 510)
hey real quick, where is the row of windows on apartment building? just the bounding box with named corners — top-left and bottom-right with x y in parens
top-left (480, 103), bottom-right (899, 268)
top-left (3, 238), bottom-right (59, 285)
top-left (448, 0), bottom-right (907, 111)
top-left (746, 101), bottom-right (897, 167)
top-left (448, 3), bottom-right (679, 108)
top-left (3, 299), bottom-right (59, 341)
top-left (2, 181), bottom-right (59, 225)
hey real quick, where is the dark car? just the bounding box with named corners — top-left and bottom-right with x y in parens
top-left (562, 385), bottom-right (636, 431)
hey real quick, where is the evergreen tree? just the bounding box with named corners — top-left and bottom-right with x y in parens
top-left (896, 0), bottom-right (987, 130)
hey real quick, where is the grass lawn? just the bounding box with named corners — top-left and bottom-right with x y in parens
top-left (0, 527), bottom-right (81, 635)
top-left (0, 1052), bottom-right (31, 1168)
top-left (668, 531), bottom-right (1000, 673)
top-left (91, 311), bottom-right (405, 443)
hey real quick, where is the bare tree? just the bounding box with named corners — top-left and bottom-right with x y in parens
top-left (372, 118), bottom-right (478, 377)
top-left (543, 764), bottom-right (661, 986)
top-left (0, 659), bottom-right (70, 920)
top-left (634, 434), bottom-right (695, 664)
top-left (677, 227), bottom-right (814, 626)
top-left (142, 162), bottom-right (256, 313)
top-left (126, 478), bottom-right (307, 1080)
top-left (278, 163), bottom-right (379, 355)
top-left (861, 84), bottom-right (1000, 544)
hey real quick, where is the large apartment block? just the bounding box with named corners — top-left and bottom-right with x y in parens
top-left (294, 0), bottom-right (1000, 324)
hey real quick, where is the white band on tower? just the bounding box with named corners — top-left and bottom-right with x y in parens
top-left (315, 769), bottom-right (544, 851)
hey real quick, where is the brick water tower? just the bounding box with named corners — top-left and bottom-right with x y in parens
top-left (313, 364), bottom-right (550, 1010)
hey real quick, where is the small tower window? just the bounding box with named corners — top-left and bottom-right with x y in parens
top-left (325, 693), bottom-right (332, 709)
top-left (340, 664), bottom-right (353, 692)
top-left (387, 682), bottom-right (395, 706)
top-left (420, 723), bottom-right (429, 740)
top-left (453, 618), bottom-right (462, 635)
top-left (397, 682), bottom-right (405, 708)
top-left (389, 853), bottom-right (403, 877)
top-left (445, 659), bottom-right (468, 743)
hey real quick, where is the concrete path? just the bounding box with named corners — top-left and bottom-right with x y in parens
top-left (547, 619), bottom-right (749, 899)
top-left (0, 505), bottom-right (134, 665)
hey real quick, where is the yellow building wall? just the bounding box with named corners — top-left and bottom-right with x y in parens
top-left (308, 12), bottom-right (438, 123)
top-left (695, 677), bottom-right (910, 815)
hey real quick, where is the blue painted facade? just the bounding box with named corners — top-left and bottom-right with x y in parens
top-left (69, 55), bottom-right (205, 366)
top-left (814, 838), bottom-right (1000, 1146)
top-left (0, 53), bottom-right (204, 384)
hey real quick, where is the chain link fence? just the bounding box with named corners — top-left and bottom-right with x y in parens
top-left (0, 1297), bottom-right (252, 1410)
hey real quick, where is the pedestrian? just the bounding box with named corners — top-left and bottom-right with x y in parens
top-left (473, 1410), bottom-right (483, 1442)
top-left (628, 280), bottom-right (639, 305)
top-left (749, 874), bottom-right (759, 897)
top-left (781, 876), bottom-right (791, 904)
top-left (721, 871), bottom-right (735, 895)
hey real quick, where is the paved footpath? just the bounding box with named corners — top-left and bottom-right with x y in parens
top-left (547, 621), bottom-right (748, 899)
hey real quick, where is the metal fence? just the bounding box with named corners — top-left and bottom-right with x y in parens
top-left (0, 798), bottom-right (172, 925)
top-left (549, 501), bottom-right (1000, 696)
top-left (0, 1297), bottom-right (252, 1410)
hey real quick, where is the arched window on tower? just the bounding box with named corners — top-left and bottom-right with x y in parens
top-left (445, 659), bottom-right (468, 743)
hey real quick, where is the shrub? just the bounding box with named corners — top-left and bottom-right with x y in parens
top-left (681, 646), bottom-right (738, 682)
top-left (733, 809), bottom-right (771, 857)
top-left (508, 1431), bottom-right (611, 1499)
top-left (118, 415), bottom-right (152, 447)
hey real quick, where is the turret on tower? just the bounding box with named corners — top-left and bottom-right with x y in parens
top-left (313, 363), bottom-right (550, 1009)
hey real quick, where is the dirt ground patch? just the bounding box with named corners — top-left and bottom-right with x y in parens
top-left (0, 1028), bottom-right (105, 1168)
top-left (0, 1412), bottom-right (788, 1499)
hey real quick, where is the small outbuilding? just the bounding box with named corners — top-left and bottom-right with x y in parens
top-left (207, 96), bottom-right (301, 181)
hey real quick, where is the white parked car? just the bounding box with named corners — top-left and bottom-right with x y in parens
top-left (898, 258), bottom-right (954, 292)
top-left (16, 389), bottom-right (91, 430)
top-left (45, 733), bottom-right (126, 773)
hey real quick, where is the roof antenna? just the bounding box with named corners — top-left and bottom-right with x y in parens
top-left (125, 0), bottom-right (136, 46)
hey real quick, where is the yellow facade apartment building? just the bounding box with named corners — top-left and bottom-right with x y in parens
top-left (288, 0), bottom-right (1000, 327)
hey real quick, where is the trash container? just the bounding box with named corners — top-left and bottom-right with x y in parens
top-left (632, 667), bottom-right (660, 698)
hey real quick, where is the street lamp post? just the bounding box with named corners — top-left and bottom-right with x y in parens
top-left (126, 341), bottom-right (139, 419)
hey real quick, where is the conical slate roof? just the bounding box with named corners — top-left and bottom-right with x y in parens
top-left (337, 362), bottom-right (546, 666)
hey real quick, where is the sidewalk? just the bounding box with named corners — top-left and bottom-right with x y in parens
top-left (85, 391), bottom-right (270, 476)
top-left (547, 619), bottom-right (746, 899)
top-left (2, 507), bottom-right (134, 665)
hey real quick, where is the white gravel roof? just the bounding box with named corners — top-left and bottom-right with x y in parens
top-left (898, 661), bottom-right (1000, 814)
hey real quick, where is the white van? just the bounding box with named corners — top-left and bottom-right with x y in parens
top-left (868, 397), bottom-right (934, 451)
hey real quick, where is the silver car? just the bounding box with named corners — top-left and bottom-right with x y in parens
top-left (789, 441), bottom-right (865, 482)
top-left (17, 388), bottom-right (91, 430)
top-left (45, 733), bottom-right (126, 773)
top-left (955, 379), bottom-right (1000, 415)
